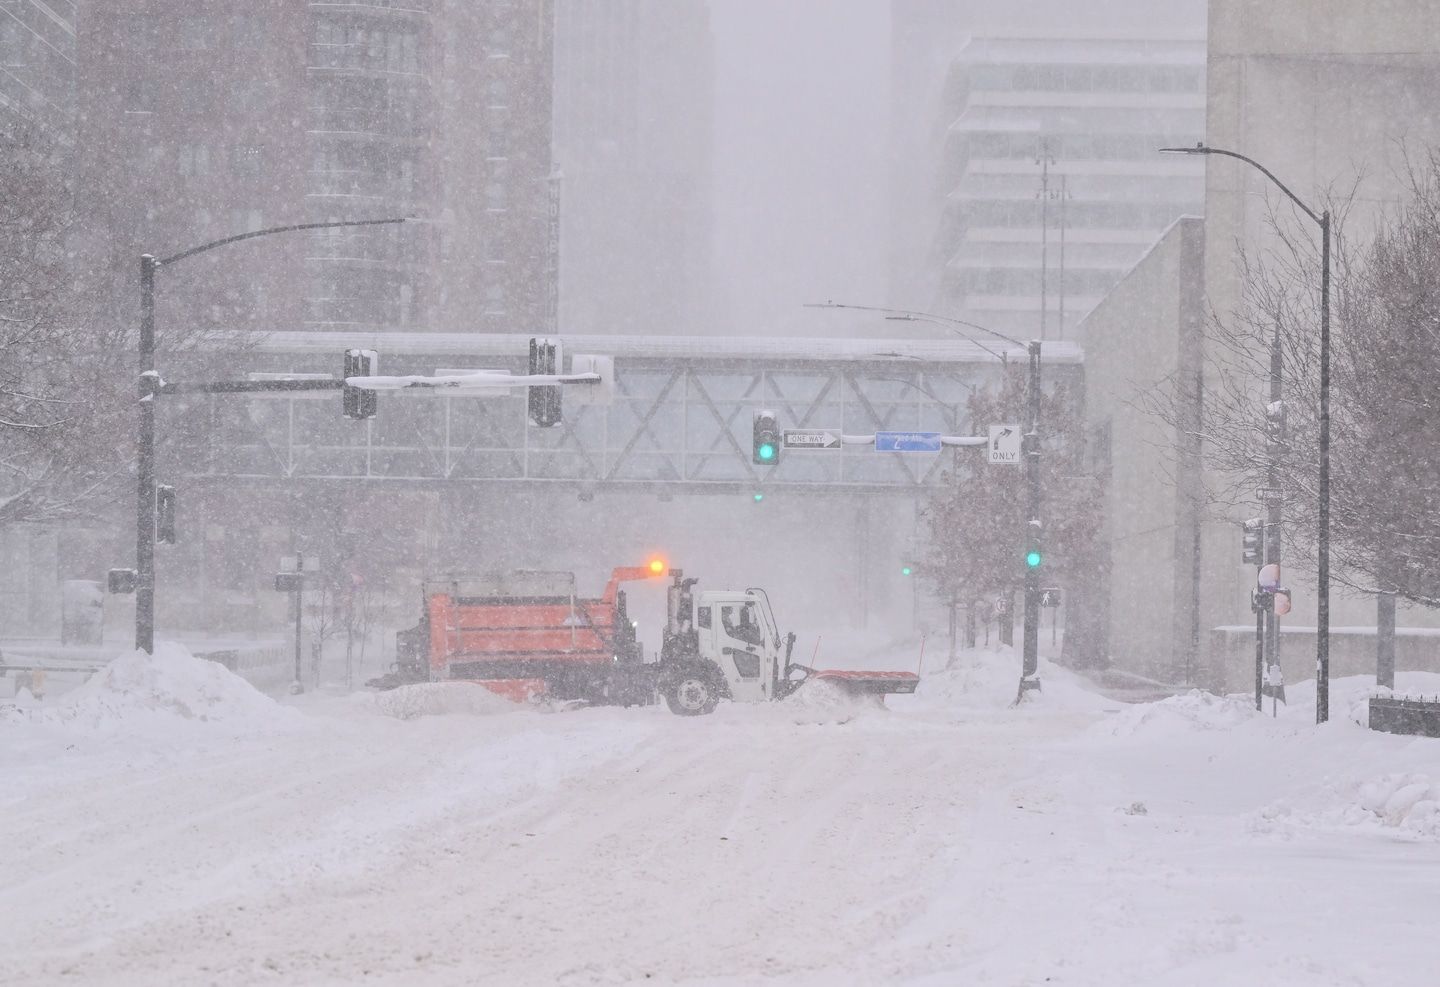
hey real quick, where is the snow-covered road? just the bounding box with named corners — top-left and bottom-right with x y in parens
top-left (2, 647), bottom-right (1438, 985)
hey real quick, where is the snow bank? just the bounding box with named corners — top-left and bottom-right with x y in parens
top-left (371, 682), bottom-right (523, 720)
top-left (1354, 773), bottom-right (1440, 836)
top-left (1101, 689), bottom-right (1260, 738)
top-left (905, 647), bottom-right (1115, 713)
top-left (0, 642), bottom-right (296, 732)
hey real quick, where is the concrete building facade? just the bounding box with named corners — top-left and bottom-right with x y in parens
top-left (0, 0), bottom-right (75, 135)
top-left (1086, 1), bottom-right (1440, 689)
top-left (933, 35), bottom-right (1206, 343)
top-left (73, 0), bottom-right (554, 336)
top-left (552, 0), bottom-right (713, 335)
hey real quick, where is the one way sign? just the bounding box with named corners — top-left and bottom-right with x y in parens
top-left (988, 424), bottom-right (1021, 465)
top-left (783, 429), bottom-right (842, 450)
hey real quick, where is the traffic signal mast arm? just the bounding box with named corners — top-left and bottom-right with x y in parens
top-left (833, 433), bottom-right (987, 446)
top-left (347, 370), bottom-right (603, 391)
top-left (158, 371), bottom-right (601, 395)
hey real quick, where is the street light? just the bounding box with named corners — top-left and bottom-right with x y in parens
top-left (1161, 142), bottom-right (1332, 723)
top-left (805, 301), bottom-right (1045, 699)
top-left (135, 217), bottom-right (406, 654)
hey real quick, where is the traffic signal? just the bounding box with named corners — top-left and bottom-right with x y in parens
top-left (752, 411), bottom-right (780, 466)
top-left (155, 484), bottom-right (177, 544)
top-left (1242, 517), bottom-right (1264, 565)
top-left (1273, 587), bottom-right (1293, 617)
top-left (901, 564), bottom-right (914, 576)
top-left (528, 338), bottom-right (562, 428)
top-left (753, 492), bottom-right (765, 503)
top-left (342, 349), bottom-right (378, 420)
top-left (1265, 400), bottom-right (1287, 458)
top-left (1025, 550), bottom-right (1042, 569)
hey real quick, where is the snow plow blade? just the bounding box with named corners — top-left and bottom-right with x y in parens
top-left (811, 670), bottom-right (920, 695)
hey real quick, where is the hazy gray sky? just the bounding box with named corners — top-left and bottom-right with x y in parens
top-left (710, 0), bottom-right (892, 336)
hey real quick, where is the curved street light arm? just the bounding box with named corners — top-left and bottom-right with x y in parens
top-left (158, 217), bottom-right (408, 268)
top-left (882, 314), bottom-right (1010, 364)
top-left (1160, 144), bottom-right (1322, 226)
top-left (803, 300), bottom-right (1029, 350)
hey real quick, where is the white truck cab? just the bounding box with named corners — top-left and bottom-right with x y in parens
top-left (695, 590), bottom-right (782, 703)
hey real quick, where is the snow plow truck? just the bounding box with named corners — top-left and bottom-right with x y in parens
top-left (371, 563), bottom-right (919, 715)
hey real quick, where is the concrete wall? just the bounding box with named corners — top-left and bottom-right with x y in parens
top-left (1203, 0), bottom-right (1440, 681)
top-left (1082, 216), bottom-right (1225, 684)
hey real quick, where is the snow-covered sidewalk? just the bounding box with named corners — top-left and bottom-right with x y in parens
top-left (1, 645), bottom-right (1437, 985)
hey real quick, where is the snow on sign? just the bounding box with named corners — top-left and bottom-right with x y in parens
top-left (988, 424), bottom-right (1022, 465)
top-left (875, 431), bottom-right (942, 452)
top-left (783, 429), bottom-right (842, 450)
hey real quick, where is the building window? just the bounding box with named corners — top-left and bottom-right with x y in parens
top-left (180, 17), bottom-right (209, 51)
top-left (178, 144), bottom-right (210, 177)
top-left (233, 14), bottom-right (265, 49)
top-left (124, 78), bottom-right (153, 113)
top-left (231, 144), bottom-right (263, 178)
top-left (229, 209), bottom-right (264, 234)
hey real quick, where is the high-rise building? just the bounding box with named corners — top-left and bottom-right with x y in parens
top-left (888, 0), bottom-right (967, 312)
top-left (553, 0), bottom-right (713, 334)
top-left (932, 35), bottom-right (1205, 342)
top-left (0, 0), bottom-right (76, 137)
top-left (74, 1), bottom-right (554, 334)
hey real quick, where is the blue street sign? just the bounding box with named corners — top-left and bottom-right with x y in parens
top-left (874, 431), bottom-right (942, 452)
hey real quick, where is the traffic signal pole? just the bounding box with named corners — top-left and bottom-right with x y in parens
top-left (1265, 323), bottom-right (1284, 700)
top-left (135, 255), bottom-right (158, 655)
top-left (131, 218), bottom-right (404, 653)
top-left (1018, 340), bottom-right (1043, 698)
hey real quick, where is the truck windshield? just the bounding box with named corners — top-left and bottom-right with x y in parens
top-left (745, 588), bottom-right (780, 646)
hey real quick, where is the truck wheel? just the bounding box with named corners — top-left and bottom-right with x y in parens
top-left (665, 672), bottom-right (718, 716)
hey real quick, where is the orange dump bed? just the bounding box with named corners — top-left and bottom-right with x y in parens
top-left (427, 595), bottom-right (619, 672)
top-left (422, 567), bottom-right (656, 679)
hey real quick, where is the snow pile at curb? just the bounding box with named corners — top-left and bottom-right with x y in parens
top-left (1354, 773), bottom-right (1440, 837)
top-left (1101, 690), bottom-right (1258, 738)
top-left (908, 649), bottom-right (1114, 713)
top-left (372, 682), bottom-right (522, 720)
top-left (2, 643), bottom-right (296, 731)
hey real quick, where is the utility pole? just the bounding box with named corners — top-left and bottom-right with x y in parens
top-left (1036, 139), bottom-right (1055, 342)
top-left (1058, 174), bottom-right (1068, 339)
top-left (1159, 144), bottom-right (1332, 723)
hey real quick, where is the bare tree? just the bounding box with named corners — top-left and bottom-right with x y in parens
top-left (0, 123), bottom-right (131, 527)
top-left (922, 367), bottom-right (1105, 663)
top-left (1153, 151), bottom-right (1440, 608)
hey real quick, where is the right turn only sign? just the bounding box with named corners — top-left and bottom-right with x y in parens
top-left (988, 424), bottom-right (1022, 465)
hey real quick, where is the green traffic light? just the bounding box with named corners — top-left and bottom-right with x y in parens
top-left (1025, 550), bottom-right (1042, 568)
top-left (901, 565), bottom-right (913, 576)
top-left (758, 443), bottom-right (776, 461)
top-left (753, 492), bottom-right (764, 503)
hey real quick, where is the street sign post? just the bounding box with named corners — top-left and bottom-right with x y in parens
top-left (276, 553), bottom-right (319, 694)
top-left (783, 429), bottom-right (842, 450)
top-left (988, 424), bottom-right (1022, 465)
top-left (875, 431), bottom-right (942, 452)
